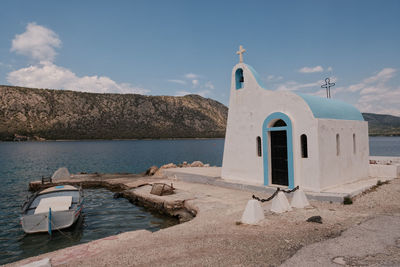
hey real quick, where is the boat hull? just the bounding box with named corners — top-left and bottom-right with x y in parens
top-left (21, 207), bottom-right (82, 234)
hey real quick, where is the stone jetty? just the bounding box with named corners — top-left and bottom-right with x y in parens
top-left (29, 171), bottom-right (197, 223)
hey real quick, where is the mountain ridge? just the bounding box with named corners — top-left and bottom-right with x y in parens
top-left (0, 85), bottom-right (399, 141)
top-left (0, 85), bottom-right (228, 141)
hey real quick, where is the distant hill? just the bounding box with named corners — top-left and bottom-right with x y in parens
top-left (0, 85), bottom-right (228, 141)
top-left (362, 113), bottom-right (400, 136)
top-left (0, 85), bottom-right (398, 141)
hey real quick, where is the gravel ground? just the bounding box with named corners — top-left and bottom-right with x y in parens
top-left (9, 177), bottom-right (400, 267)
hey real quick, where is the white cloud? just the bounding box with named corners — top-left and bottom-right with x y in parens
top-left (327, 66), bottom-right (333, 72)
top-left (175, 90), bottom-right (191, 96)
top-left (11, 22), bottom-right (61, 62)
top-left (299, 66), bottom-right (324, 73)
top-left (338, 68), bottom-right (400, 116)
top-left (185, 73), bottom-right (199, 79)
top-left (309, 88), bottom-right (329, 98)
top-left (167, 79), bottom-right (186, 85)
top-left (364, 68), bottom-right (396, 84)
top-left (356, 88), bottom-right (400, 116)
top-left (267, 75), bottom-right (283, 82)
top-left (7, 61), bottom-right (149, 94)
top-left (196, 90), bottom-right (211, 97)
top-left (7, 22), bottom-right (149, 95)
top-left (276, 80), bottom-right (322, 91)
top-left (192, 79), bottom-right (199, 86)
top-left (175, 89), bottom-right (211, 98)
top-left (348, 68), bottom-right (396, 92)
top-left (205, 81), bottom-right (215, 89)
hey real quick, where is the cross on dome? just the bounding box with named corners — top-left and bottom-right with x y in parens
top-left (321, 77), bottom-right (335, 99)
top-left (236, 45), bottom-right (246, 63)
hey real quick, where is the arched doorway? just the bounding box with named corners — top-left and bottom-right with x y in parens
top-left (262, 112), bottom-right (294, 189)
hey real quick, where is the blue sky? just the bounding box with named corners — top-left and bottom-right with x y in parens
top-left (0, 0), bottom-right (399, 116)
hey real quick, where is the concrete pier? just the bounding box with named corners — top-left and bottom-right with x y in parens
top-left (29, 173), bottom-right (197, 222)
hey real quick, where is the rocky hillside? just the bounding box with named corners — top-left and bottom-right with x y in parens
top-left (362, 113), bottom-right (400, 136)
top-left (0, 85), bottom-right (228, 141)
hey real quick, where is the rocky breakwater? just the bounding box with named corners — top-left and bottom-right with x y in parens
top-left (0, 85), bottom-right (228, 140)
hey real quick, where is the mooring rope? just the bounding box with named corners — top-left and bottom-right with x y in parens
top-left (50, 219), bottom-right (76, 241)
top-left (252, 186), bottom-right (300, 202)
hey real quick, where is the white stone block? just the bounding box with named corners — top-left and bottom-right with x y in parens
top-left (241, 199), bottom-right (265, 225)
top-left (290, 189), bottom-right (310, 208)
top-left (270, 191), bottom-right (292, 213)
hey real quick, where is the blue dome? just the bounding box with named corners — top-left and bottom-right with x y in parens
top-left (296, 93), bottom-right (364, 121)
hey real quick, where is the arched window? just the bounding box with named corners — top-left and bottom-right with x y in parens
top-left (235, 68), bottom-right (244, 89)
top-left (336, 134), bottom-right (340, 156)
top-left (301, 134), bottom-right (308, 158)
top-left (272, 119), bottom-right (287, 127)
top-left (353, 133), bottom-right (356, 154)
top-left (256, 136), bottom-right (262, 157)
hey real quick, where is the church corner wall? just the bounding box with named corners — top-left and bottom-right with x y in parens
top-left (317, 119), bottom-right (369, 190)
top-left (221, 63), bottom-right (267, 185)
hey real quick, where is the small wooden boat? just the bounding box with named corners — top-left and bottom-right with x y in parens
top-left (21, 185), bottom-right (83, 234)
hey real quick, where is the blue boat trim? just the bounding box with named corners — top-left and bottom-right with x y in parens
top-left (48, 208), bottom-right (52, 236)
top-left (55, 185), bottom-right (65, 189)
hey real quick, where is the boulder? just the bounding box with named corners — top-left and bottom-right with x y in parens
top-left (153, 163), bottom-right (177, 177)
top-left (145, 166), bottom-right (158, 176)
top-left (161, 163), bottom-right (177, 169)
top-left (307, 215), bottom-right (322, 224)
top-left (190, 161), bottom-right (204, 167)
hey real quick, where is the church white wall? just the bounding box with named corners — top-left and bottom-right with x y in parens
top-left (222, 63), bottom-right (321, 190)
top-left (317, 119), bottom-right (369, 190)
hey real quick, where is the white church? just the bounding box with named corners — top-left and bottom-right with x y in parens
top-left (222, 46), bottom-right (370, 193)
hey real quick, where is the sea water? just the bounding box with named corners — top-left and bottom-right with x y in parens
top-left (0, 139), bottom-right (224, 265)
top-left (0, 137), bottom-right (398, 264)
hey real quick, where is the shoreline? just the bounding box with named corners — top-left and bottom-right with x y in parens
top-left (1, 135), bottom-right (399, 143)
top-left (8, 167), bottom-right (400, 266)
top-left (0, 137), bottom-right (226, 142)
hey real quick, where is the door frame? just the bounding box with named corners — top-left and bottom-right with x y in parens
top-left (262, 112), bottom-right (294, 189)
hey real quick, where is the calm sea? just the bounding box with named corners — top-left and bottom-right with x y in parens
top-left (0, 137), bottom-right (398, 264)
top-left (0, 139), bottom-right (224, 265)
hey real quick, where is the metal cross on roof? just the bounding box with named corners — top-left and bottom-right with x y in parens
top-left (321, 77), bottom-right (335, 98)
top-left (236, 45), bottom-right (246, 63)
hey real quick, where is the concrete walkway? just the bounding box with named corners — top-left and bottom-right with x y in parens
top-left (163, 167), bottom-right (396, 203)
top-left (281, 214), bottom-right (400, 266)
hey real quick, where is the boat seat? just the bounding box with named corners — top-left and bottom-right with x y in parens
top-left (34, 196), bottom-right (72, 214)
